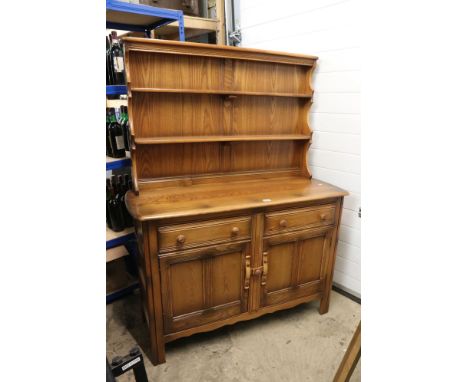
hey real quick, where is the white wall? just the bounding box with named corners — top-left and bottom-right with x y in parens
top-left (239, 0), bottom-right (361, 296)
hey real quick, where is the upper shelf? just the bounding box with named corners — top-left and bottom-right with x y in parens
top-left (123, 37), bottom-right (317, 66)
top-left (130, 87), bottom-right (313, 98)
top-left (134, 134), bottom-right (311, 145)
top-left (106, 0), bottom-right (185, 40)
top-left (153, 15), bottom-right (217, 39)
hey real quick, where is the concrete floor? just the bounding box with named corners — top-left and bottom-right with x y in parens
top-left (107, 291), bottom-right (360, 382)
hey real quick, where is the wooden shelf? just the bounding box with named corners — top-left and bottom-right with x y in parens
top-left (106, 98), bottom-right (127, 108)
top-left (106, 225), bottom-right (134, 249)
top-left (153, 15), bottom-right (217, 40)
top-left (106, 225), bottom-right (134, 241)
top-left (106, 245), bottom-right (129, 263)
top-left (134, 135), bottom-right (311, 145)
top-left (131, 87), bottom-right (313, 98)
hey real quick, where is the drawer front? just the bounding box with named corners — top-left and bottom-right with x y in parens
top-left (264, 204), bottom-right (336, 235)
top-left (158, 216), bottom-right (251, 253)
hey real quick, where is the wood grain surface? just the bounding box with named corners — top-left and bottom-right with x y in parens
top-left (121, 39), bottom-right (347, 367)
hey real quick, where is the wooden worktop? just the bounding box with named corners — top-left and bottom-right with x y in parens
top-left (126, 176), bottom-right (347, 221)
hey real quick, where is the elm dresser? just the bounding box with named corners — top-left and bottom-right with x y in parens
top-left (123, 37), bottom-right (348, 365)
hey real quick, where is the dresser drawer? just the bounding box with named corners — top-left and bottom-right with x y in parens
top-left (264, 204), bottom-right (336, 235)
top-left (158, 216), bottom-right (251, 253)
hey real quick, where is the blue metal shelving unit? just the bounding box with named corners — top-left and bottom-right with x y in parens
top-left (106, 0), bottom-right (185, 40)
top-left (106, 89), bottom-right (129, 170)
top-left (106, 0), bottom-right (186, 304)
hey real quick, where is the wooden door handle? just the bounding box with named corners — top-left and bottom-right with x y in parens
top-left (261, 251), bottom-right (268, 285)
top-left (176, 234), bottom-right (186, 244)
top-left (280, 219), bottom-right (288, 228)
top-left (320, 213), bottom-right (327, 221)
top-left (244, 255), bottom-right (251, 290)
top-left (231, 226), bottom-right (240, 235)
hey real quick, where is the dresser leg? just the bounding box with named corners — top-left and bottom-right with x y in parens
top-left (148, 342), bottom-right (166, 366)
top-left (319, 296), bottom-right (330, 315)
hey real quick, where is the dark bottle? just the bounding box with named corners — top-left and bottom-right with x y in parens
top-left (120, 105), bottom-right (130, 151)
top-left (108, 108), bottom-right (126, 158)
top-left (106, 36), bottom-right (110, 85)
top-left (106, 35), bottom-right (115, 85)
top-left (106, 109), bottom-right (112, 157)
top-left (110, 31), bottom-right (125, 85)
top-left (108, 176), bottom-right (125, 232)
top-left (117, 175), bottom-right (133, 228)
top-left (122, 174), bottom-right (134, 227)
top-left (125, 173), bottom-right (133, 193)
top-left (125, 174), bottom-right (134, 227)
top-left (106, 178), bottom-right (113, 229)
top-left (124, 174), bottom-right (132, 190)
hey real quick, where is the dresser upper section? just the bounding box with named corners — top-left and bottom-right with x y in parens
top-left (122, 38), bottom-right (318, 194)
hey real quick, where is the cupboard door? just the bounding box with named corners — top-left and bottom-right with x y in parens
top-left (159, 242), bottom-right (250, 334)
top-left (261, 227), bottom-right (334, 308)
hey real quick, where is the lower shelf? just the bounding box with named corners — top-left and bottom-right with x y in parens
top-left (106, 256), bottom-right (139, 304)
top-left (106, 282), bottom-right (139, 304)
top-left (106, 245), bottom-right (129, 263)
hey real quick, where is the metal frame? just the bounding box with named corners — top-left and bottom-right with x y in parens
top-left (106, 85), bottom-right (127, 95)
top-left (106, 282), bottom-right (139, 304)
top-left (225, 0), bottom-right (241, 46)
top-left (106, 232), bottom-right (135, 250)
top-left (106, 158), bottom-right (131, 171)
top-left (108, 346), bottom-right (149, 382)
top-left (106, 0), bottom-right (185, 305)
top-left (106, 0), bottom-right (185, 41)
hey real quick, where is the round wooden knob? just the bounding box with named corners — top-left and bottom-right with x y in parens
top-left (176, 234), bottom-right (185, 244)
top-left (320, 213), bottom-right (327, 221)
top-left (280, 219), bottom-right (288, 228)
top-left (231, 226), bottom-right (240, 235)
top-left (253, 268), bottom-right (262, 276)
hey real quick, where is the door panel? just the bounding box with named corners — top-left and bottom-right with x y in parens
top-left (261, 227), bottom-right (333, 308)
top-left (170, 260), bottom-right (204, 317)
top-left (159, 242), bottom-right (250, 334)
top-left (212, 252), bottom-right (242, 306)
top-left (266, 242), bottom-right (295, 292)
top-left (297, 236), bottom-right (325, 284)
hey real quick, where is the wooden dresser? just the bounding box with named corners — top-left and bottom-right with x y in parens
top-left (123, 37), bottom-right (348, 365)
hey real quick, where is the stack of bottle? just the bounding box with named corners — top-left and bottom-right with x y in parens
top-left (107, 106), bottom-right (130, 158)
top-left (107, 174), bottom-right (133, 232)
top-left (106, 31), bottom-right (126, 86)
